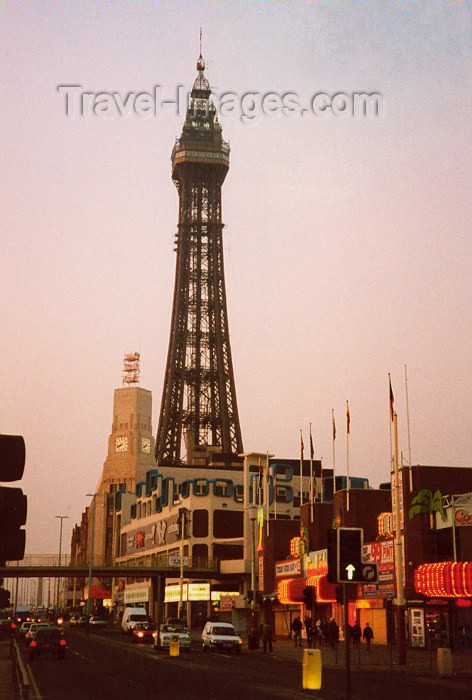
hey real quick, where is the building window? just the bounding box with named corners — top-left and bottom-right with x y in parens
top-left (213, 510), bottom-right (243, 538)
top-left (192, 509), bottom-right (208, 538)
top-left (192, 543), bottom-right (208, 566)
top-left (137, 502), bottom-right (142, 519)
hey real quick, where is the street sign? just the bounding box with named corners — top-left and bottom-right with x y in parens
top-left (361, 563), bottom-right (379, 583)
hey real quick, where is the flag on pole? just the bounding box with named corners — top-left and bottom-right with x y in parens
top-left (332, 410), bottom-right (336, 441)
top-left (389, 373), bottom-right (394, 421)
top-left (346, 401), bottom-right (350, 435)
top-left (258, 458), bottom-right (263, 492)
top-left (300, 430), bottom-right (304, 459)
top-left (309, 426), bottom-right (314, 460)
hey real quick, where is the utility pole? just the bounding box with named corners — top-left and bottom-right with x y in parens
top-left (55, 515), bottom-right (69, 617)
top-left (393, 412), bottom-right (407, 665)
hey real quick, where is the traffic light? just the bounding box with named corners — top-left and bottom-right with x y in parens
top-left (338, 527), bottom-right (363, 583)
top-left (302, 586), bottom-right (315, 611)
top-left (177, 507), bottom-right (188, 538)
top-left (0, 435), bottom-right (27, 561)
top-left (0, 588), bottom-right (11, 609)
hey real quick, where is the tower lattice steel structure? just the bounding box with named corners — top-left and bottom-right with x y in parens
top-left (156, 53), bottom-right (243, 466)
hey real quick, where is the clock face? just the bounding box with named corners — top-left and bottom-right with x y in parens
top-left (115, 436), bottom-right (128, 453)
top-left (141, 437), bottom-right (151, 454)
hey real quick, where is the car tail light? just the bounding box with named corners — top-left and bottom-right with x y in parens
top-left (30, 641), bottom-right (37, 648)
top-left (60, 639), bottom-right (66, 646)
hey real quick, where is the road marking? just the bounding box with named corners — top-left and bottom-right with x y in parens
top-left (67, 646), bottom-right (87, 660)
top-left (26, 662), bottom-right (43, 700)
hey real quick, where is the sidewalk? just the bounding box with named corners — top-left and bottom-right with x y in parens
top-left (0, 640), bottom-right (17, 700)
top-left (250, 637), bottom-right (472, 676)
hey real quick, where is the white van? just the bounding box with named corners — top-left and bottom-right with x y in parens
top-left (201, 621), bottom-right (242, 653)
top-left (121, 607), bottom-right (148, 633)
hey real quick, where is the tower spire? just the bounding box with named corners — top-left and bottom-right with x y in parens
top-left (156, 54), bottom-right (243, 467)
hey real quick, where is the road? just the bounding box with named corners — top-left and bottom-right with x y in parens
top-left (20, 629), bottom-right (472, 700)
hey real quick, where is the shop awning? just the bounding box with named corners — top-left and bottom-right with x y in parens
top-left (277, 574), bottom-right (337, 605)
top-left (415, 561), bottom-right (472, 598)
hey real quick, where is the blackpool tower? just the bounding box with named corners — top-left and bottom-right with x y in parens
top-left (156, 52), bottom-right (244, 466)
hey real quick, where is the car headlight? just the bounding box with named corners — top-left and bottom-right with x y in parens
top-left (138, 632), bottom-right (144, 638)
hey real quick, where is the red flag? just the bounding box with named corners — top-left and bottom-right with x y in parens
top-left (346, 401), bottom-right (350, 435)
top-left (389, 374), bottom-right (394, 421)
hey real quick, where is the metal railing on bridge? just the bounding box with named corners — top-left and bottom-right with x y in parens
top-left (5, 554), bottom-right (219, 572)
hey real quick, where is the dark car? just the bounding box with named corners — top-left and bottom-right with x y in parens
top-left (132, 622), bottom-right (155, 644)
top-left (29, 627), bottom-right (66, 660)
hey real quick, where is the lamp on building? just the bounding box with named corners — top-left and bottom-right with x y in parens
top-left (55, 515), bottom-right (69, 618)
top-left (85, 494), bottom-right (97, 634)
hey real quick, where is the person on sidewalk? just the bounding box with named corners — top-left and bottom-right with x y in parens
top-left (291, 616), bottom-right (303, 647)
top-left (262, 623), bottom-right (273, 654)
top-left (362, 622), bottom-right (374, 650)
top-left (352, 621), bottom-right (362, 649)
top-left (328, 617), bottom-right (339, 650)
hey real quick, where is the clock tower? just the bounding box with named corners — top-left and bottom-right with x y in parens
top-left (97, 354), bottom-right (156, 495)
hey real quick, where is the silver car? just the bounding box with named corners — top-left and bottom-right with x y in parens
top-left (153, 624), bottom-right (191, 652)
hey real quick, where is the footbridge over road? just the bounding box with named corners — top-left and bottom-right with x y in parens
top-left (0, 554), bottom-right (234, 580)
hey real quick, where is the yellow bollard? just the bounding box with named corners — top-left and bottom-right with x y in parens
top-left (302, 648), bottom-right (322, 690)
top-left (437, 647), bottom-right (452, 677)
top-left (169, 634), bottom-right (180, 657)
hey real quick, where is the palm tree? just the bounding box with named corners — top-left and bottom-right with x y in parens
top-left (409, 488), bottom-right (447, 527)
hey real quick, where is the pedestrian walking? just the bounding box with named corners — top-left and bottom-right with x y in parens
top-left (291, 616), bottom-right (303, 647)
top-left (328, 617), bottom-right (339, 650)
top-left (362, 622), bottom-right (374, 650)
top-left (352, 621), bottom-right (362, 649)
top-left (262, 623), bottom-right (273, 654)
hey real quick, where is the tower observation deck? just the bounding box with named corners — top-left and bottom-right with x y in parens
top-left (156, 53), bottom-right (243, 466)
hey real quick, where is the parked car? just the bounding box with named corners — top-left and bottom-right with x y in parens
top-left (132, 622), bottom-right (155, 644)
top-left (25, 623), bottom-right (51, 645)
top-left (68, 614), bottom-right (79, 626)
top-left (88, 616), bottom-right (108, 628)
top-left (75, 616), bottom-right (87, 627)
top-left (29, 627), bottom-right (66, 660)
top-left (201, 622), bottom-right (242, 654)
top-left (153, 623), bottom-right (191, 652)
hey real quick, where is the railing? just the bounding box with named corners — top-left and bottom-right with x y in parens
top-left (6, 554), bottom-right (219, 571)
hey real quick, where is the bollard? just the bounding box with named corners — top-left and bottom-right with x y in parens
top-left (437, 647), bottom-right (452, 677)
top-left (169, 634), bottom-right (180, 657)
top-left (302, 648), bottom-right (322, 690)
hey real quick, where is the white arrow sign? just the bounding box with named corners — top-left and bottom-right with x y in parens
top-left (345, 564), bottom-right (356, 580)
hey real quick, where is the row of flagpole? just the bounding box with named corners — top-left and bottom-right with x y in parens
top-left (298, 366), bottom-right (413, 513)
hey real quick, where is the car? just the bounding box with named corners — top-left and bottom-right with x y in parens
top-left (19, 621), bottom-right (34, 639)
top-left (75, 615), bottom-right (87, 627)
top-left (153, 624), bottom-right (191, 652)
top-left (88, 616), bottom-right (108, 628)
top-left (29, 627), bottom-right (66, 660)
top-left (165, 617), bottom-right (187, 629)
top-left (25, 623), bottom-right (51, 645)
top-left (201, 622), bottom-right (242, 654)
top-left (132, 622), bottom-right (155, 644)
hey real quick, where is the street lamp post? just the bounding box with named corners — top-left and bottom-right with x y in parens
top-left (55, 515), bottom-right (69, 618)
top-left (85, 494), bottom-right (97, 634)
top-left (178, 508), bottom-right (188, 621)
top-left (248, 505), bottom-right (258, 642)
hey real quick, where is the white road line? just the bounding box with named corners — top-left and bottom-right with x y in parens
top-left (26, 662), bottom-right (43, 700)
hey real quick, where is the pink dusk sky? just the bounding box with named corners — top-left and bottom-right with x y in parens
top-left (1, 1), bottom-right (471, 555)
